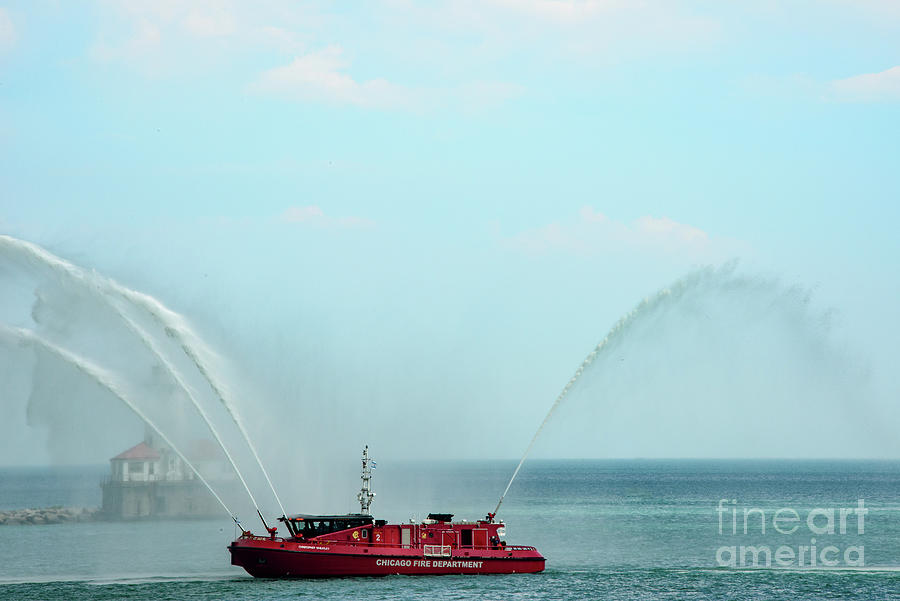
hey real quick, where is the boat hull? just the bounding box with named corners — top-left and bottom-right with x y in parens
top-left (229, 539), bottom-right (546, 577)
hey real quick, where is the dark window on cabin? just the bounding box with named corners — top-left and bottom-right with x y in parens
top-left (460, 529), bottom-right (473, 547)
top-left (308, 521), bottom-right (331, 536)
top-left (292, 517), bottom-right (372, 538)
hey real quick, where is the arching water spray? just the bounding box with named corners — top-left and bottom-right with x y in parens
top-left (0, 324), bottom-right (239, 524)
top-left (108, 300), bottom-right (264, 515)
top-left (153, 326), bottom-right (288, 519)
top-left (2, 235), bottom-right (263, 514)
top-left (493, 264), bottom-right (739, 517)
top-left (0, 235), bottom-right (287, 518)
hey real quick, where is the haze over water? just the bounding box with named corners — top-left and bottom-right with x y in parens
top-left (2, 2), bottom-right (899, 598)
top-left (4, 460), bottom-right (900, 600)
top-left (0, 237), bottom-right (880, 516)
top-left (1, 238), bottom-right (898, 600)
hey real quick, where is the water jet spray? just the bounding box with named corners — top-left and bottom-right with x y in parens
top-left (0, 324), bottom-right (240, 524)
top-left (0, 235), bottom-right (288, 525)
top-left (492, 264), bottom-right (737, 518)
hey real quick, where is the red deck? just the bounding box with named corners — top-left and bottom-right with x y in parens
top-left (229, 515), bottom-right (545, 577)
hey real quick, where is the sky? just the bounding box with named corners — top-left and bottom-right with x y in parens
top-left (0, 1), bottom-right (899, 476)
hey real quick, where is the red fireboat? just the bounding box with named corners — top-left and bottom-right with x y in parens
top-left (228, 447), bottom-right (545, 577)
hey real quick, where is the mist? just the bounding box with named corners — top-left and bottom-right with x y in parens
top-left (0, 226), bottom-right (893, 521)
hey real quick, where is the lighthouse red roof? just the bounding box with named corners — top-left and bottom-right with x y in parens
top-left (112, 442), bottom-right (160, 461)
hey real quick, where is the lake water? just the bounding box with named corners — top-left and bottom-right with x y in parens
top-left (2, 460), bottom-right (899, 600)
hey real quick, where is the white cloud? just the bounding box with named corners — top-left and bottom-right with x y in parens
top-left (249, 46), bottom-right (415, 109)
top-left (740, 66), bottom-right (900, 104)
top-left (633, 215), bottom-right (707, 244)
top-left (85, 0), bottom-right (715, 104)
top-left (490, 0), bottom-right (626, 24)
top-left (829, 66), bottom-right (900, 102)
top-left (456, 80), bottom-right (526, 112)
top-left (827, 0), bottom-right (900, 21)
top-left (405, 0), bottom-right (720, 60)
top-left (90, 2), bottom-right (212, 67)
top-left (506, 206), bottom-right (711, 255)
top-left (95, 0), bottom-right (236, 37)
top-left (0, 8), bottom-right (17, 51)
top-left (281, 206), bottom-right (326, 223)
top-left (279, 206), bottom-right (375, 229)
top-left (182, 7), bottom-right (237, 38)
top-left (91, 19), bottom-right (162, 63)
top-left (248, 46), bottom-right (524, 112)
top-left (89, 1), bottom-right (295, 69)
top-left (252, 26), bottom-right (306, 54)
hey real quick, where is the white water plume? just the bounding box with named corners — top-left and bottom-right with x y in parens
top-left (23, 261), bottom-right (262, 511)
top-left (0, 234), bottom-right (285, 518)
top-left (105, 290), bottom-right (286, 517)
top-left (0, 324), bottom-right (237, 521)
top-left (494, 262), bottom-right (862, 515)
top-left (105, 296), bottom-right (263, 513)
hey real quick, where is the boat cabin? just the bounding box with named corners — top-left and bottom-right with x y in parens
top-left (282, 514), bottom-right (378, 539)
top-left (277, 512), bottom-right (508, 553)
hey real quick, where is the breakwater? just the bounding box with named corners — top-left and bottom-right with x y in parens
top-left (0, 506), bottom-right (98, 525)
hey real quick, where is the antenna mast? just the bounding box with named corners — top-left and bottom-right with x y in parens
top-left (357, 445), bottom-right (375, 514)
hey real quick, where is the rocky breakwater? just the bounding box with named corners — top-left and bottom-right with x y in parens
top-left (0, 507), bottom-right (99, 525)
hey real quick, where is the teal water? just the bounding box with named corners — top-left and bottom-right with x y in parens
top-left (2, 460), bottom-right (900, 600)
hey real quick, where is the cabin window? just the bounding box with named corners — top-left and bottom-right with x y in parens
top-left (293, 517), bottom-right (373, 538)
top-left (460, 529), bottom-right (473, 547)
top-left (128, 462), bottom-right (142, 473)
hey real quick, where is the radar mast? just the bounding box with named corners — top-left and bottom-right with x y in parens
top-left (356, 445), bottom-right (375, 514)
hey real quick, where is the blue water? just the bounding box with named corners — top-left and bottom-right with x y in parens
top-left (0, 465), bottom-right (107, 510)
top-left (2, 460), bottom-right (900, 600)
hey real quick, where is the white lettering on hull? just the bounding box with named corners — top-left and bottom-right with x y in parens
top-left (375, 559), bottom-right (485, 569)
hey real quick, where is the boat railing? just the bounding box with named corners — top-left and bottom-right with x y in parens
top-left (310, 538), bottom-right (537, 553)
top-left (238, 533), bottom-right (290, 543)
top-left (236, 535), bottom-right (417, 549)
top-left (317, 539), bottom-right (420, 549)
top-left (238, 532), bottom-right (537, 553)
top-left (423, 545), bottom-right (452, 557)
